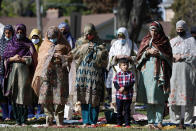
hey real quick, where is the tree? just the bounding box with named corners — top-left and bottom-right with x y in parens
top-left (43, 0), bottom-right (88, 16)
top-left (83, 0), bottom-right (117, 13)
top-left (117, 0), bottom-right (162, 42)
top-left (0, 0), bottom-right (35, 17)
top-left (170, 0), bottom-right (196, 38)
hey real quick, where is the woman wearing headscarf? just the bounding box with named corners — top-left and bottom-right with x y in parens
top-left (29, 29), bottom-right (42, 52)
top-left (136, 21), bottom-right (173, 129)
top-left (32, 26), bottom-right (71, 127)
top-left (169, 20), bottom-right (196, 129)
top-left (108, 27), bottom-right (138, 112)
top-left (27, 29), bottom-right (44, 121)
top-left (0, 25), bottom-right (14, 121)
top-left (70, 23), bottom-right (108, 127)
top-left (58, 22), bottom-right (75, 49)
top-left (3, 24), bottom-right (37, 126)
top-left (58, 22), bottom-right (76, 115)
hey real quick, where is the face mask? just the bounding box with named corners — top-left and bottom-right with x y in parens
top-left (177, 31), bottom-right (186, 37)
top-left (16, 34), bottom-right (24, 40)
top-left (119, 39), bottom-right (126, 45)
top-left (87, 35), bottom-right (94, 41)
top-left (49, 38), bottom-right (57, 44)
top-left (5, 36), bottom-right (11, 41)
top-left (63, 30), bottom-right (68, 35)
top-left (32, 39), bottom-right (40, 44)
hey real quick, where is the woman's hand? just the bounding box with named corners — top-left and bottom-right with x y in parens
top-left (53, 53), bottom-right (62, 64)
top-left (54, 53), bottom-right (62, 59)
top-left (119, 87), bottom-right (124, 93)
top-left (117, 55), bottom-right (127, 59)
top-left (88, 42), bottom-right (94, 50)
top-left (9, 54), bottom-right (21, 62)
top-left (146, 48), bottom-right (160, 57)
top-left (173, 54), bottom-right (181, 62)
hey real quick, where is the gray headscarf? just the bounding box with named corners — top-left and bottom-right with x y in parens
top-left (176, 20), bottom-right (188, 31)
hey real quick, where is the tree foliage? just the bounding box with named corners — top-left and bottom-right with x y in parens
top-left (43, 0), bottom-right (88, 16)
top-left (0, 0), bottom-right (35, 17)
top-left (170, 0), bottom-right (196, 38)
top-left (83, 0), bottom-right (117, 13)
top-left (0, 0), bottom-right (88, 17)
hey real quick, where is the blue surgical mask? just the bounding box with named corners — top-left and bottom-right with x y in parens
top-left (32, 39), bottom-right (40, 44)
top-left (120, 39), bottom-right (126, 45)
top-left (5, 36), bottom-right (11, 41)
top-left (49, 38), bottom-right (57, 44)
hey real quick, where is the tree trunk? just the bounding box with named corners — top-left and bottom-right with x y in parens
top-left (117, 0), bottom-right (145, 42)
top-left (128, 0), bottom-right (145, 41)
top-left (0, 0), bottom-right (2, 10)
top-left (36, 0), bottom-right (43, 36)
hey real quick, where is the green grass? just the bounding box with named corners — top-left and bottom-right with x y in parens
top-left (0, 104), bottom-right (189, 130)
top-left (0, 127), bottom-right (195, 131)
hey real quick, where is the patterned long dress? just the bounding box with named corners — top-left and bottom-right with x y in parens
top-left (38, 44), bottom-right (69, 105)
top-left (169, 35), bottom-right (196, 124)
top-left (73, 42), bottom-right (108, 107)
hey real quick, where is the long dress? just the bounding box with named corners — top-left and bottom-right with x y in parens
top-left (71, 36), bottom-right (108, 124)
top-left (36, 42), bottom-right (70, 105)
top-left (137, 44), bottom-right (170, 124)
top-left (3, 26), bottom-right (37, 124)
top-left (169, 34), bottom-right (196, 124)
top-left (136, 29), bottom-right (172, 124)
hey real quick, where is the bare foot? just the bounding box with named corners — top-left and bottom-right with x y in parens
top-left (81, 124), bottom-right (88, 128)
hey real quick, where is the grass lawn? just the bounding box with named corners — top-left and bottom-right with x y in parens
top-left (0, 126), bottom-right (195, 131)
top-left (0, 104), bottom-right (193, 130)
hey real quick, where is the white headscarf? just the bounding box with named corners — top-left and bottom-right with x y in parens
top-left (171, 20), bottom-right (196, 56)
top-left (108, 27), bottom-right (138, 72)
top-left (109, 27), bottom-right (138, 59)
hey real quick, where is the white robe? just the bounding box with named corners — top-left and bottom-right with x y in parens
top-left (169, 33), bottom-right (196, 124)
top-left (108, 27), bottom-right (138, 113)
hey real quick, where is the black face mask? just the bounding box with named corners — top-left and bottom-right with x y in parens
top-left (16, 34), bottom-right (25, 40)
top-left (177, 31), bottom-right (186, 37)
top-left (62, 30), bottom-right (68, 35)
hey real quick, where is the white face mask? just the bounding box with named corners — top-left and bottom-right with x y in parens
top-left (5, 36), bottom-right (11, 41)
top-left (32, 39), bottom-right (40, 44)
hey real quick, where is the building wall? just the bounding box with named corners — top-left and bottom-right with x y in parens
top-left (165, 8), bottom-right (175, 22)
top-left (96, 20), bottom-right (114, 40)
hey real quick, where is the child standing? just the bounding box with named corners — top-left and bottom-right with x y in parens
top-left (113, 58), bottom-right (135, 128)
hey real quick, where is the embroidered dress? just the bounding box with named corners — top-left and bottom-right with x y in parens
top-left (136, 21), bottom-right (172, 124)
top-left (169, 20), bottom-right (196, 124)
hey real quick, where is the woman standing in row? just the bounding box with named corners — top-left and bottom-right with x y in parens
top-left (137, 21), bottom-right (173, 129)
top-left (3, 24), bottom-right (37, 126)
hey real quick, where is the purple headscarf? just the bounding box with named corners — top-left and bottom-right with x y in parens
top-left (4, 24), bottom-right (36, 59)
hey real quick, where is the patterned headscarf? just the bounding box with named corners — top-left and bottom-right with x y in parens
top-left (4, 24), bottom-right (35, 58)
top-left (58, 22), bottom-right (69, 31)
top-left (46, 26), bottom-right (59, 39)
top-left (0, 25), bottom-right (14, 75)
top-left (137, 21), bottom-right (173, 91)
top-left (58, 22), bottom-right (75, 49)
top-left (83, 23), bottom-right (97, 36)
